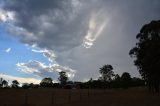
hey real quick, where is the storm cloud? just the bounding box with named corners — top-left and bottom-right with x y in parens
top-left (0, 0), bottom-right (160, 81)
top-left (1, 0), bottom-right (92, 51)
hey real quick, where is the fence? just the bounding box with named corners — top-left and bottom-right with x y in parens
top-left (0, 89), bottom-right (108, 106)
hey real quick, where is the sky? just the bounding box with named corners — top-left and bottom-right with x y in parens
top-left (0, 0), bottom-right (160, 84)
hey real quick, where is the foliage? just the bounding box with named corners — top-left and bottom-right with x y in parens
top-left (12, 80), bottom-right (19, 88)
top-left (58, 71), bottom-right (68, 86)
top-left (99, 65), bottom-right (114, 82)
top-left (2, 80), bottom-right (8, 87)
top-left (0, 78), bottom-right (3, 88)
top-left (121, 72), bottom-right (131, 82)
top-left (22, 83), bottom-right (39, 89)
top-left (114, 74), bottom-right (121, 81)
top-left (129, 20), bottom-right (160, 92)
top-left (121, 72), bottom-right (132, 89)
top-left (40, 77), bottom-right (53, 88)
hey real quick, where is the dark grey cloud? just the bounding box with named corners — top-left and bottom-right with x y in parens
top-left (55, 0), bottom-right (160, 80)
top-left (1, 0), bottom-right (93, 51)
top-left (1, 0), bottom-right (160, 81)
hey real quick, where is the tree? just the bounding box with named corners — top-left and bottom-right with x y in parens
top-left (12, 80), bottom-right (19, 88)
top-left (121, 72), bottom-right (132, 89)
top-left (114, 74), bottom-right (121, 81)
top-left (121, 72), bottom-right (131, 81)
top-left (58, 71), bottom-right (68, 86)
top-left (22, 83), bottom-right (39, 89)
top-left (2, 80), bottom-right (8, 88)
top-left (22, 83), bottom-right (30, 89)
top-left (99, 65), bottom-right (114, 82)
top-left (131, 77), bottom-right (145, 87)
top-left (40, 77), bottom-right (53, 88)
top-left (0, 78), bottom-right (8, 88)
top-left (129, 20), bottom-right (160, 93)
top-left (0, 78), bottom-right (3, 88)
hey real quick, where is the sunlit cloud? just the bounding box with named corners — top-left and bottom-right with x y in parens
top-left (16, 60), bottom-right (76, 80)
top-left (5, 48), bottom-right (11, 53)
top-left (0, 73), bottom-right (41, 84)
top-left (83, 12), bottom-right (108, 48)
top-left (0, 9), bottom-right (15, 22)
top-left (32, 49), bottom-right (56, 62)
top-left (16, 62), bottom-right (41, 75)
top-left (30, 47), bottom-right (76, 79)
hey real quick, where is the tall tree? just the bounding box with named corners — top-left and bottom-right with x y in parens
top-left (121, 72), bottom-right (131, 81)
top-left (99, 64), bottom-right (114, 82)
top-left (129, 20), bottom-right (160, 93)
top-left (58, 71), bottom-right (68, 86)
top-left (2, 80), bottom-right (8, 88)
top-left (0, 78), bottom-right (3, 88)
top-left (40, 77), bottom-right (53, 87)
top-left (121, 72), bottom-right (132, 89)
top-left (114, 74), bottom-right (121, 81)
top-left (12, 80), bottom-right (19, 88)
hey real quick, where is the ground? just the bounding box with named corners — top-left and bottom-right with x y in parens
top-left (0, 87), bottom-right (159, 106)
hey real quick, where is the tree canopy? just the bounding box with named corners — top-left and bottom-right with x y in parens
top-left (99, 64), bottom-right (114, 82)
top-left (129, 20), bottom-right (160, 92)
top-left (121, 72), bottom-right (132, 89)
top-left (12, 80), bottom-right (19, 88)
top-left (40, 77), bottom-right (53, 87)
top-left (2, 80), bottom-right (8, 87)
top-left (121, 72), bottom-right (131, 82)
top-left (58, 71), bottom-right (68, 85)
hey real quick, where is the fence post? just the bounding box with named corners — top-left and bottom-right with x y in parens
top-left (51, 91), bottom-right (54, 105)
top-left (88, 88), bottom-right (90, 98)
top-left (68, 89), bottom-right (71, 103)
top-left (24, 91), bottom-right (28, 106)
top-left (79, 89), bottom-right (82, 102)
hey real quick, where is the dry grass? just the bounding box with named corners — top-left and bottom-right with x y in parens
top-left (0, 87), bottom-right (159, 106)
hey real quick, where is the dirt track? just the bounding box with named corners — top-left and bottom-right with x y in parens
top-left (0, 88), bottom-right (159, 106)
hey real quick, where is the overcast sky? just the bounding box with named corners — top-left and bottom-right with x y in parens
top-left (0, 0), bottom-right (160, 84)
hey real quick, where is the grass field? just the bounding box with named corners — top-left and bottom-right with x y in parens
top-left (0, 87), bottom-right (159, 106)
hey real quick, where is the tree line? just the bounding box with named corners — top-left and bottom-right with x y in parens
top-left (0, 65), bottom-right (145, 89)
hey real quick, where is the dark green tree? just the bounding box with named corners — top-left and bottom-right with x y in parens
top-left (22, 83), bottom-right (30, 89)
top-left (129, 20), bottom-right (160, 92)
top-left (2, 80), bottom-right (8, 88)
top-left (12, 80), bottom-right (19, 88)
top-left (114, 74), bottom-right (121, 81)
top-left (40, 77), bottom-right (53, 87)
top-left (99, 65), bottom-right (114, 82)
top-left (121, 72), bottom-right (132, 89)
top-left (111, 74), bottom-right (121, 88)
top-left (0, 78), bottom-right (3, 88)
top-left (58, 71), bottom-right (68, 86)
top-left (22, 83), bottom-right (39, 89)
top-left (121, 72), bottom-right (131, 81)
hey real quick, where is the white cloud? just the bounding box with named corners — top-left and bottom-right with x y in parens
top-left (5, 48), bottom-right (11, 53)
top-left (83, 11), bottom-right (109, 48)
top-left (15, 44), bottom-right (76, 80)
top-left (32, 49), bottom-right (56, 62)
top-left (0, 73), bottom-right (41, 84)
top-left (0, 9), bottom-right (15, 22)
top-left (16, 62), bottom-right (40, 74)
top-left (16, 60), bottom-right (76, 80)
